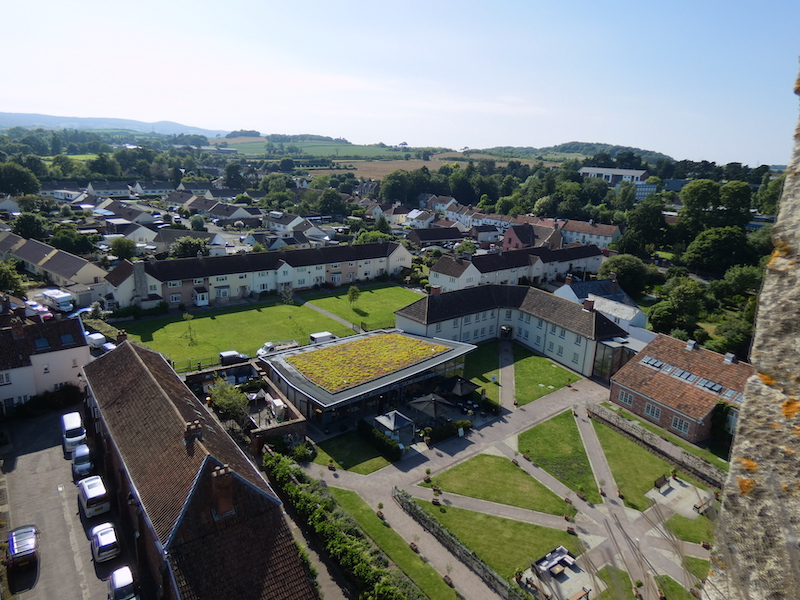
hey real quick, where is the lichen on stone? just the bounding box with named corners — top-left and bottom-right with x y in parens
top-left (738, 477), bottom-right (756, 495)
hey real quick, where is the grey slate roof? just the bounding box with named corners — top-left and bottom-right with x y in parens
top-left (565, 278), bottom-right (638, 308)
top-left (430, 257), bottom-right (474, 278)
top-left (433, 245), bottom-right (602, 275)
top-left (407, 228), bottom-right (465, 245)
top-left (396, 285), bottom-right (627, 340)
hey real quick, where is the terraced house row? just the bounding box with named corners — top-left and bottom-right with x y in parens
top-left (104, 242), bottom-right (412, 309)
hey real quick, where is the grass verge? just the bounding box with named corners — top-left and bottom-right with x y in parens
top-left (592, 420), bottom-right (708, 511)
top-left (425, 454), bottom-right (576, 516)
top-left (329, 488), bottom-right (460, 600)
top-left (463, 340), bottom-right (501, 403)
top-left (313, 431), bottom-right (390, 475)
top-left (514, 345), bottom-right (580, 405)
top-left (414, 501), bottom-right (578, 580)
top-left (664, 514), bottom-right (716, 545)
top-left (597, 566), bottom-right (636, 600)
top-left (519, 411), bottom-right (602, 503)
top-left (683, 556), bottom-right (710, 581)
top-left (654, 575), bottom-right (697, 599)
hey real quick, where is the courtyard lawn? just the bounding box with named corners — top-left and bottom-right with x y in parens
top-left (518, 410), bottom-right (602, 503)
top-left (597, 566), bottom-right (636, 600)
top-left (121, 303), bottom-right (351, 362)
top-left (414, 501), bottom-right (578, 580)
top-left (313, 431), bottom-right (390, 475)
top-left (664, 514), bottom-right (716, 545)
top-left (683, 556), bottom-right (710, 581)
top-left (463, 340), bottom-right (501, 403)
top-left (592, 420), bottom-right (708, 511)
top-left (303, 284), bottom-right (422, 329)
top-left (654, 575), bottom-right (697, 600)
top-left (513, 344), bottom-right (580, 406)
top-left (329, 488), bottom-right (460, 600)
top-left (425, 454), bottom-right (576, 516)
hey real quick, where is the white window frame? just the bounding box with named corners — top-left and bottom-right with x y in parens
top-left (168, 280), bottom-right (181, 288)
top-left (672, 416), bottom-right (690, 434)
top-left (618, 390), bottom-right (633, 406)
top-left (644, 403), bottom-right (661, 420)
top-left (0, 372), bottom-right (9, 385)
top-left (170, 293), bottom-right (181, 303)
top-left (193, 278), bottom-right (204, 285)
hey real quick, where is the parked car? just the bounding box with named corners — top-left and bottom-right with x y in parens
top-left (6, 525), bottom-right (40, 570)
top-left (71, 443), bottom-right (93, 479)
top-left (90, 522), bottom-right (121, 563)
top-left (61, 412), bottom-right (86, 455)
top-left (107, 566), bottom-right (140, 600)
top-left (77, 475), bottom-right (111, 518)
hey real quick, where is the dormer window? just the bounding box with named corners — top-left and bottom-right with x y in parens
top-left (35, 338), bottom-right (50, 350)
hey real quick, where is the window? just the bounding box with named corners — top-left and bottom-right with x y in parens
top-left (435, 323), bottom-right (442, 333)
top-left (462, 332), bottom-right (470, 341)
top-left (149, 284), bottom-right (156, 292)
top-left (169, 294), bottom-right (181, 303)
top-left (618, 390), bottom-right (633, 406)
top-left (0, 373), bottom-right (9, 386)
top-left (672, 416), bottom-right (690, 434)
top-left (505, 310), bottom-right (512, 320)
top-left (168, 280), bottom-right (181, 288)
top-left (316, 265), bottom-right (323, 270)
top-left (481, 327), bottom-right (485, 336)
top-left (464, 315), bottom-right (471, 325)
top-left (216, 276), bottom-right (228, 282)
top-left (525, 314), bottom-right (531, 323)
top-left (239, 274), bottom-right (247, 279)
top-left (474, 329), bottom-right (479, 338)
top-left (524, 330), bottom-right (529, 340)
top-left (489, 325), bottom-right (494, 334)
top-left (453, 319), bottom-right (459, 328)
top-left (364, 260), bottom-right (371, 265)
top-left (537, 318), bottom-right (543, 329)
top-left (575, 335), bottom-right (582, 346)
top-left (331, 263), bottom-right (340, 269)
top-left (348, 262), bottom-right (354, 267)
top-left (559, 328), bottom-right (566, 338)
top-left (298, 279), bottom-right (305, 285)
top-left (281, 270), bottom-right (288, 276)
top-left (557, 345), bottom-right (563, 356)
top-left (35, 337), bottom-right (50, 350)
top-left (644, 403), bottom-right (661, 420)
top-left (193, 278), bottom-right (204, 285)
top-left (535, 335), bottom-right (541, 346)
top-left (550, 324), bottom-right (556, 334)
top-left (60, 333), bottom-right (75, 345)
top-left (216, 288), bottom-right (229, 299)
top-left (548, 341), bottom-right (554, 352)
top-left (518, 312), bottom-right (523, 321)
top-left (482, 312), bottom-right (487, 321)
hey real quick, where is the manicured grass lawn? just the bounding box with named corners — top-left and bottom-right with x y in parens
top-left (463, 340), bottom-right (500, 403)
top-left (329, 488), bottom-right (460, 600)
top-left (664, 514), bottom-right (716, 545)
top-left (303, 284), bottom-right (422, 328)
top-left (518, 411), bottom-right (602, 503)
top-left (600, 403), bottom-right (730, 471)
top-left (654, 575), bottom-right (696, 599)
top-left (122, 302), bottom-right (352, 362)
top-left (592, 420), bottom-right (708, 511)
top-left (425, 454), bottom-right (576, 516)
top-left (597, 566), bottom-right (636, 600)
top-left (513, 345), bottom-right (580, 405)
top-left (683, 556), bottom-right (710, 581)
top-left (414, 501), bottom-right (578, 580)
top-left (313, 432), bottom-right (390, 475)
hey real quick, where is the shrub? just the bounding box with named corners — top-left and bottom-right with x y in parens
top-left (357, 419), bottom-right (402, 462)
top-left (15, 384), bottom-right (83, 417)
top-left (429, 419), bottom-right (472, 443)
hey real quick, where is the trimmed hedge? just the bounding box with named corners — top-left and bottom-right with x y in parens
top-left (429, 419), bottom-right (472, 443)
top-left (263, 453), bottom-right (424, 600)
top-left (357, 419), bottom-right (402, 462)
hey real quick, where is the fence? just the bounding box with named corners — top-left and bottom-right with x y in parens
top-left (586, 403), bottom-right (727, 488)
top-left (392, 487), bottom-right (532, 600)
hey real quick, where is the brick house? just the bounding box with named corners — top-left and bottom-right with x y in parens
top-left (83, 341), bottom-right (319, 600)
top-left (609, 334), bottom-right (754, 443)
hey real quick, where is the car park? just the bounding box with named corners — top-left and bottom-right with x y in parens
top-left (6, 525), bottom-right (40, 570)
top-left (90, 522), bottom-right (121, 563)
top-left (107, 566), bottom-right (140, 600)
top-left (71, 443), bottom-right (93, 479)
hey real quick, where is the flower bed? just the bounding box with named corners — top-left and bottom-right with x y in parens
top-left (287, 333), bottom-right (449, 392)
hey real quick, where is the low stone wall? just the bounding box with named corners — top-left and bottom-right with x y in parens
top-left (392, 487), bottom-right (532, 600)
top-left (587, 404), bottom-right (726, 488)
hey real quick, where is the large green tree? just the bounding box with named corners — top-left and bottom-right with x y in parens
top-left (11, 212), bottom-right (49, 240)
top-left (682, 226), bottom-right (756, 274)
top-left (0, 162), bottom-right (40, 195)
top-left (110, 237), bottom-right (136, 260)
top-left (317, 189), bottom-right (346, 215)
top-left (597, 254), bottom-right (649, 296)
top-left (0, 260), bottom-right (25, 298)
top-left (716, 181), bottom-right (752, 229)
top-left (171, 236), bottom-right (210, 258)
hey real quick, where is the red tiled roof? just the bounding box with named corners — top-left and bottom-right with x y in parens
top-left (611, 334), bottom-right (754, 420)
top-left (561, 220), bottom-right (620, 237)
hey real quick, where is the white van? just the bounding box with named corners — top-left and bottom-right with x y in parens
top-left (309, 331), bottom-right (337, 345)
top-left (78, 475), bottom-right (111, 518)
top-left (61, 412), bottom-right (86, 455)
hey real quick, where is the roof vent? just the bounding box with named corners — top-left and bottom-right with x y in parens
top-left (685, 340), bottom-right (697, 351)
top-left (723, 352), bottom-right (737, 364)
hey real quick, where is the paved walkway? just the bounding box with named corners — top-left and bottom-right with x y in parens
top-left (300, 370), bottom-right (712, 600)
top-left (297, 297), bottom-right (364, 333)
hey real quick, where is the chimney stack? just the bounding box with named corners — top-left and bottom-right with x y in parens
top-left (430, 285), bottom-right (441, 296)
top-left (565, 274), bottom-right (574, 286)
top-left (116, 330), bottom-right (128, 345)
top-left (610, 272), bottom-right (618, 294)
top-left (184, 419), bottom-right (202, 443)
top-left (211, 464), bottom-right (234, 516)
top-left (582, 299), bottom-right (594, 311)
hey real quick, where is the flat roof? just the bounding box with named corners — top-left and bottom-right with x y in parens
top-left (263, 329), bottom-right (475, 408)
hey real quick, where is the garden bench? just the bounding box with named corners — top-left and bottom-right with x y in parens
top-left (654, 475), bottom-right (669, 490)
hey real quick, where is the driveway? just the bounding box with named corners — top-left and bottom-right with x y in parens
top-left (2, 411), bottom-right (130, 600)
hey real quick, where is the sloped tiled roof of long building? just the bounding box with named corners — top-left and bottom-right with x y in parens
top-left (41, 250), bottom-right (97, 280)
top-left (0, 231), bottom-right (23, 253)
top-left (12, 238), bottom-right (54, 265)
top-left (397, 284), bottom-right (626, 340)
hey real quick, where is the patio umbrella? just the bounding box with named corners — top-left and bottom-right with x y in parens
top-left (439, 376), bottom-right (480, 397)
top-left (408, 394), bottom-right (456, 420)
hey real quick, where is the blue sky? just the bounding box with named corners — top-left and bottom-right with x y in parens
top-left (3, 0), bottom-right (798, 165)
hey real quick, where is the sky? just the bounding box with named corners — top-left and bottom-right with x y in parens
top-left (3, 0), bottom-right (799, 166)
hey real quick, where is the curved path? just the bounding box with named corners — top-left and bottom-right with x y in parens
top-left (303, 353), bottom-right (710, 600)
